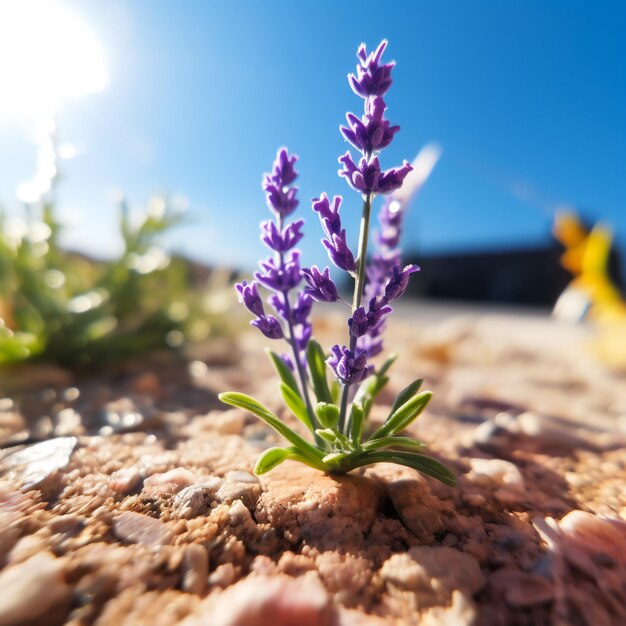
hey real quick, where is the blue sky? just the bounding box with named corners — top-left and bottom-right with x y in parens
top-left (0, 0), bottom-right (624, 273)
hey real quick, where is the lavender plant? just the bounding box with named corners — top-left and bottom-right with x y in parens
top-left (220, 41), bottom-right (455, 485)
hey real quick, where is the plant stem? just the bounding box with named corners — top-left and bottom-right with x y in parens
top-left (352, 192), bottom-right (373, 314)
top-left (337, 191), bottom-right (373, 434)
top-left (277, 216), bottom-right (322, 444)
top-left (282, 293), bottom-right (320, 433)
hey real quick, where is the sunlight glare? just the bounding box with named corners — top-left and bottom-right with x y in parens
top-left (0, 0), bottom-right (109, 203)
top-left (0, 0), bottom-right (109, 120)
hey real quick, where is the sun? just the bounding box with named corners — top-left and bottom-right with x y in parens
top-left (0, 0), bottom-right (108, 120)
top-left (0, 0), bottom-right (109, 203)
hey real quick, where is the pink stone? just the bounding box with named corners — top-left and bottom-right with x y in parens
top-left (182, 574), bottom-right (334, 626)
top-left (143, 467), bottom-right (196, 496)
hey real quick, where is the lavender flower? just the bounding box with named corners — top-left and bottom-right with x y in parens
top-left (348, 306), bottom-right (369, 338)
top-left (261, 219), bottom-right (304, 252)
top-left (235, 281), bottom-right (284, 340)
top-left (221, 41), bottom-right (455, 487)
top-left (263, 148), bottom-right (300, 217)
top-left (312, 194), bottom-right (356, 272)
top-left (348, 40), bottom-right (395, 99)
top-left (327, 344), bottom-right (370, 385)
top-left (338, 152), bottom-right (413, 195)
top-left (384, 264), bottom-right (419, 302)
top-left (251, 315), bottom-right (284, 339)
top-left (340, 97), bottom-right (399, 155)
top-left (238, 148), bottom-right (314, 378)
top-left (301, 266), bottom-right (338, 302)
top-left (255, 251), bottom-right (303, 293)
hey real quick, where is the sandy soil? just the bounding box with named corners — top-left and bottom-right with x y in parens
top-left (1, 303), bottom-right (625, 626)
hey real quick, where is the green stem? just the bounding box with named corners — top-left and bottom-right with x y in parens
top-left (352, 192), bottom-right (373, 314)
top-left (277, 216), bottom-right (322, 445)
top-left (337, 191), bottom-right (373, 434)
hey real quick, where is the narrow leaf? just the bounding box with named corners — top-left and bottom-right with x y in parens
top-left (315, 428), bottom-right (337, 443)
top-left (390, 378), bottom-right (424, 414)
top-left (349, 451), bottom-right (456, 486)
top-left (354, 374), bottom-right (389, 406)
top-left (255, 446), bottom-right (329, 474)
top-left (369, 391), bottom-right (433, 440)
top-left (350, 402), bottom-right (364, 445)
top-left (322, 451), bottom-right (349, 467)
top-left (306, 340), bottom-right (332, 403)
top-left (219, 392), bottom-right (324, 464)
top-left (378, 353), bottom-right (397, 377)
top-left (280, 382), bottom-right (313, 432)
top-left (267, 350), bottom-right (300, 397)
top-left (361, 436), bottom-right (426, 453)
top-left (254, 447), bottom-right (292, 474)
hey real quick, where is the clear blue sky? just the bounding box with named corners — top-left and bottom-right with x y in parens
top-left (0, 0), bottom-right (624, 273)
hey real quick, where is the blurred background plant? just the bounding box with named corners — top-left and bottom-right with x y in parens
top-left (0, 179), bottom-right (235, 368)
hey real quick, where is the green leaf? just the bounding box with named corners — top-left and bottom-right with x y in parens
top-left (378, 353), bottom-right (398, 377)
top-left (315, 428), bottom-right (337, 443)
top-left (352, 354), bottom-right (396, 416)
top-left (354, 374), bottom-right (388, 406)
top-left (315, 402), bottom-right (340, 429)
top-left (330, 379), bottom-right (341, 404)
top-left (361, 436), bottom-right (426, 453)
top-left (267, 349), bottom-right (300, 397)
top-left (369, 390), bottom-right (433, 440)
top-left (254, 447), bottom-right (293, 474)
top-left (349, 402), bottom-right (364, 445)
top-left (306, 340), bottom-right (332, 403)
top-left (349, 451), bottom-right (456, 486)
top-left (390, 378), bottom-right (424, 414)
top-left (280, 383), bottom-right (313, 432)
top-left (322, 451), bottom-right (349, 468)
top-left (219, 392), bottom-right (324, 465)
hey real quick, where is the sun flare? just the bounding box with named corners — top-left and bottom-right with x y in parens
top-left (0, 0), bottom-right (108, 202)
top-left (0, 0), bottom-right (108, 120)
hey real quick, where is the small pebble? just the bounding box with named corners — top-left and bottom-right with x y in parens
top-left (469, 458), bottom-right (525, 491)
top-left (113, 511), bottom-right (172, 547)
top-left (0, 552), bottom-right (70, 625)
top-left (109, 468), bottom-right (142, 494)
top-left (0, 437), bottom-right (77, 491)
top-left (181, 544), bottom-right (209, 595)
top-left (143, 467), bottom-right (196, 496)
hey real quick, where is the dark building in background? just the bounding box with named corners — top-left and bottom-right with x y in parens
top-left (405, 245), bottom-right (572, 306)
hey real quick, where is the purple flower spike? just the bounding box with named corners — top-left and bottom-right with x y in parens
top-left (256, 250), bottom-right (303, 293)
top-left (376, 199), bottom-right (403, 249)
top-left (292, 292), bottom-right (313, 325)
top-left (301, 266), bottom-right (339, 302)
top-left (322, 231), bottom-right (356, 272)
top-left (235, 280), bottom-right (265, 318)
top-left (377, 161), bottom-right (414, 194)
top-left (261, 219), bottom-right (304, 252)
top-left (327, 345), bottom-right (370, 385)
top-left (294, 322), bottom-right (313, 351)
top-left (349, 40), bottom-right (395, 99)
top-left (263, 183), bottom-right (299, 217)
top-left (384, 264), bottom-right (420, 302)
top-left (348, 306), bottom-right (369, 338)
top-left (271, 148), bottom-right (299, 186)
top-left (340, 97), bottom-right (400, 155)
top-left (312, 194), bottom-right (342, 237)
top-left (339, 152), bottom-right (413, 195)
top-left (251, 315), bottom-right (284, 340)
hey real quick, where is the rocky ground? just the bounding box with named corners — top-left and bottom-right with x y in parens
top-left (1, 303), bottom-right (625, 626)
